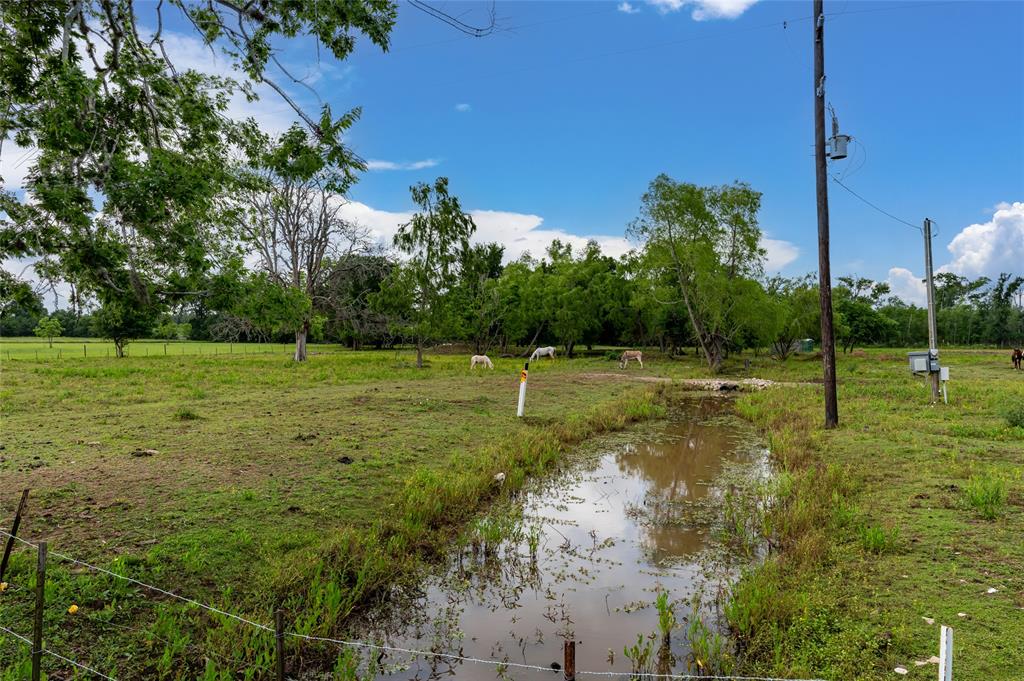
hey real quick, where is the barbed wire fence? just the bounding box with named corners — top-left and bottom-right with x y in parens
top-left (0, 526), bottom-right (835, 681)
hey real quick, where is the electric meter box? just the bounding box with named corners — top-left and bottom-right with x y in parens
top-left (908, 350), bottom-right (939, 374)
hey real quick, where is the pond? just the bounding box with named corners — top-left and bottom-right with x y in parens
top-left (354, 395), bottom-right (769, 679)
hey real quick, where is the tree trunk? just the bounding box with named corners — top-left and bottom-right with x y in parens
top-left (416, 340), bottom-right (424, 368)
top-left (114, 339), bottom-right (125, 358)
top-left (48, 337), bottom-right (53, 348)
top-left (294, 321), bottom-right (309, 361)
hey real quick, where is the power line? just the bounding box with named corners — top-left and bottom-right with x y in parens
top-left (829, 175), bottom-right (921, 232)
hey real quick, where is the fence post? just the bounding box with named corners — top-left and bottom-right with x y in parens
top-left (32, 541), bottom-right (46, 681)
top-left (563, 640), bottom-right (575, 681)
top-left (939, 625), bottom-right (953, 681)
top-left (275, 609), bottom-right (285, 681)
top-left (83, 344), bottom-right (87, 358)
top-left (0, 489), bottom-right (30, 582)
top-left (517, 362), bottom-right (529, 417)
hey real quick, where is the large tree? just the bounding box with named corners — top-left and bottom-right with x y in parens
top-left (375, 177), bottom-right (476, 368)
top-left (0, 0), bottom-right (396, 349)
top-left (239, 127), bottom-right (367, 360)
top-left (628, 175), bottom-right (765, 372)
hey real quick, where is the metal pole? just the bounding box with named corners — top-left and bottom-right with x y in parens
top-left (924, 218), bottom-right (941, 402)
top-left (32, 542), bottom-right (46, 681)
top-left (939, 625), bottom-right (953, 681)
top-left (517, 362), bottom-right (529, 418)
top-left (813, 0), bottom-right (839, 429)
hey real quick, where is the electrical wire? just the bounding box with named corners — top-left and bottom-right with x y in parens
top-left (829, 175), bottom-right (922, 232)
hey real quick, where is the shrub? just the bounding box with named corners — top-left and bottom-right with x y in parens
top-left (1004, 403), bottom-right (1024, 429)
top-left (174, 406), bottom-right (200, 421)
top-left (859, 524), bottom-right (899, 554)
top-left (963, 472), bottom-right (1007, 520)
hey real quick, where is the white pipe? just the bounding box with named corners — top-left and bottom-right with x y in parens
top-left (517, 362), bottom-right (529, 418)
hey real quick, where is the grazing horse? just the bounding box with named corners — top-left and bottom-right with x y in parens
top-left (619, 350), bottom-right (643, 369)
top-left (470, 354), bottom-right (494, 370)
top-left (1013, 348), bottom-right (1023, 370)
top-left (530, 346), bottom-right (556, 360)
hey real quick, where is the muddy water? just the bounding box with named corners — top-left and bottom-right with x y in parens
top-left (361, 396), bottom-right (767, 679)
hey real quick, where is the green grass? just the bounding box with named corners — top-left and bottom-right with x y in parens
top-left (0, 343), bottom-right (1020, 679)
top-left (728, 348), bottom-right (1023, 680)
top-left (0, 345), bottom-right (666, 677)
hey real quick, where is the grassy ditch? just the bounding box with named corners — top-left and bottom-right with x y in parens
top-left (0, 350), bottom-right (665, 678)
top-left (723, 349), bottom-right (1023, 681)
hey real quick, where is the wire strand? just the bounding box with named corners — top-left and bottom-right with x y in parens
top-left (0, 530), bottom-right (824, 681)
top-left (829, 175), bottom-right (921, 232)
top-left (0, 624), bottom-right (119, 680)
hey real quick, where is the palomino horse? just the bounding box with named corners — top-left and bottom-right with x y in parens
top-left (470, 354), bottom-right (494, 369)
top-left (530, 346), bottom-right (556, 360)
top-left (1013, 348), bottom-right (1023, 370)
top-left (619, 350), bottom-right (643, 369)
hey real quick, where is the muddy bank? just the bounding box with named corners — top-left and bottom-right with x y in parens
top-left (345, 395), bottom-right (770, 679)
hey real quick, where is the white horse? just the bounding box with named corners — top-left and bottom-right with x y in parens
top-left (470, 354), bottom-right (494, 369)
top-left (619, 350), bottom-right (643, 369)
top-left (530, 346), bottom-right (556, 360)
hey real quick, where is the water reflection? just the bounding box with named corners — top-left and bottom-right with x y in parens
top-left (357, 396), bottom-right (762, 680)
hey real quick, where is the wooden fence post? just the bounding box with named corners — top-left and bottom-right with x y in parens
top-left (31, 542), bottom-right (46, 681)
top-left (0, 489), bottom-right (30, 582)
top-left (563, 640), bottom-right (575, 681)
top-left (275, 609), bottom-right (285, 681)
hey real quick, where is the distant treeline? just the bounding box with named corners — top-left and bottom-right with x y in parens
top-left (4, 250), bottom-right (1021, 356)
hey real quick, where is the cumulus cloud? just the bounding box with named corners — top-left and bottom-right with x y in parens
top-left (339, 200), bottom-right (631, 263)
top-left (940, 201), bottom-right (1024, 279)
top-left (454, 103), bottom-right (471, 112)
top-left (365, 159), bottom-right (440, 171)
top-left (618, 2), bottom-right (641, 14)
top-left (647, 0), bottom-right (758, 20)
top-left (761, 237), bottom-right (799, 272)
top-left (886, 266), bottom-right (927, 306)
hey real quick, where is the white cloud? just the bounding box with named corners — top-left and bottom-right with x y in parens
top-left (0, 142), bottom-right (37, 192)
top-left (648, 0), bottom-right (758, 20)
top-left (940, 201), bottom-right (1024, 279)
top-left (761, 237), bottom-right (799, 272)
top-left (339, 200), bottom-right (631, 263)
top-left (618, 2), bottom-right (641, 14)
top-left (454, 103), bottom-right (471, 113)
top-left (886, 267), bottom-right (927, 306)
top-left (365, 159), bottom-right (440, 171)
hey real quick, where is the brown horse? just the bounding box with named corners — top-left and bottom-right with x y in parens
top-left (1013, 348), bottom-right (1023, 370)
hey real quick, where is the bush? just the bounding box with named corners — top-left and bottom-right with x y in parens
top-left (963, 472), bottom-right (1007, 520)
top-left (174, 407), bottom-right (200, 421)
top-left (859, 524), bottom-right (899, 554)
top-left (1004, 403), bottom-right (1024, 429)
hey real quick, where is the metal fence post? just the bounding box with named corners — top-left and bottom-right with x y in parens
top-left (32, 541), bottom-right (47, 681)
top-left (939, 625), bottom-right (953, 681)
top-left (0, 489), bottom-right (30, 582)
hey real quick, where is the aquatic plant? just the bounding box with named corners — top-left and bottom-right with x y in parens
top-left (623, 632), bottom-right (656, 678)
top-left (655, 591), bottom-right (676, 645)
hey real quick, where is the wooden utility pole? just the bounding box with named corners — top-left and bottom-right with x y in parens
top-left (923, 218), bottom-right (941, 401)
top-left (813, 0), bottom-right (839, 428)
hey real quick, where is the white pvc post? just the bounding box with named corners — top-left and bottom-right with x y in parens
top-left (517, 362), bottom-right (529, 418)
top-left (939, 625), bottom-right (953, 681)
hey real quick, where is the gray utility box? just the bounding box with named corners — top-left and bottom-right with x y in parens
top-left (908, 350), bottom-right (940, 374)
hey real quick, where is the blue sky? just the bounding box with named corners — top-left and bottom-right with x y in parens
top-left (332, 0), bottom-right (1024, 301)
top-left (2, 0), bottom-right (1022, 306)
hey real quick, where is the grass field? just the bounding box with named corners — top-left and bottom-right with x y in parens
top-left (0, 341), bottom-right (1021, 679)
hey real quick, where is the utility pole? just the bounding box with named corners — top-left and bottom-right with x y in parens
top-left (813, 0), bottom-right (839, 428)
top-left (923, 217), bottom-right (941, 401)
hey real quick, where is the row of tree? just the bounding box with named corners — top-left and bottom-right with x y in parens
top-left (5, 171), bottom-right (1022, 368)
